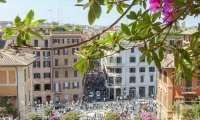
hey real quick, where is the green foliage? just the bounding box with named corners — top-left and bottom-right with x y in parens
top-left (25, 112), bottom-right (42, 120)
top-left (2, 10), bottom-right (45, 46)
top-left (142, 105), bottom-right (148, 111)
top-left (2, 0), bottom-right (200, 83)
top-left (60, 111), bottom-right (79, 120)
top-left (172, 102), bottom-right (180, 115)
top-left (182, 106), bottom-right (195, 118)
top-left (44, 108), bottom-right (52, 116)
top-left (134, 116), bottom-right (141, 120)
top-left (104, 112), bottom-right (120, 120)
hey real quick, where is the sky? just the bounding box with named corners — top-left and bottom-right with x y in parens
top-left (0, 0), bottom-right (199, 26)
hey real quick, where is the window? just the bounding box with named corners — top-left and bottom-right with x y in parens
top-left (74, 58), bottom-right (77, 63)
top-left (54, 50), bottom-right (60, 55)
top-left (116, 77), bottom-right (122, 84)
top-left (169, 40), bottom-right (174, 46)
top-left (33, 51), bottom-right (40, 57)
top-left (53, 38), bottom-right (60, 44)
top-left (140, 76), bottom-right (144, 82)
top-left (54, 83), bottom-right (61, 92)
top-left (44, 73), bottom-right (51, 78)
top-left (131, 48), bottom-right (134, 53)
top-left (63, 38), bottom-right (69, 44)
top-left (34, 84), bottom-right (41, 91)
top-left (43, 51), bottom-right (50, 59)
top-left (164, 71), bottom-right (167, 83)
top-left (130, 57), bottom-right (136, 62)
top-left (72, 48), bottom-right (79, 55)
top-left (24, 69), bottom-right (26, 82)
top-left (129, 67), bottom-right (136, 73)
top-left (44, 39), bottom-right (48, 47)
top-left (43, 61), bottom-right (51, 67)
top-left (149, 67), bottom-right (155, 72)
top-left (150, 75), bottom-right (154, 82)
top-left (34, 73), bottom-right (40, 79)
top-left (64, 59), bottom-right (68, 65)
top-left (34, 40), bottom-right (38, 47)
top-left (73, 82), bottom-right (79, 89)
top-left (140, 56), bottom-right (145, 62)
top-left (44, 84), bottom-right (51, 90)
top-left (197, 76), bottom-right (200, 86)
top-left (33, 61), bottom-right (40, 68)
top-left (55, 59), bottom-right (58, 66)
top-left (130, 77), bottom-right (136, 83)
top-left (65, 71), bottom-right (68, 78)
top-left (63, 48), bottom-right (68, 55)
top-left (74, 70), bottom-right (77, 77)
top-left (108, 68), bottom-right (114, 73)
top-left (109, 57), bottom-right (114, 63)
top-left (63, 82), bottom-right (70, 89)
top-left (72, 39), bottom-right (79, 44)
top-left (116, 57), bottom-right (121, 64)
top-left (115, 68), bottom-right (122, 73)
top-left (139, 67), bottom-right (145, 72)
top-left (55, 71), bottom-right (59, 78)
top-left (159, 69), bottom-right (162, 80)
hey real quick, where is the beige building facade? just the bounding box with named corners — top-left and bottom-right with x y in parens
top-left (0, 39), bottom-right (35, 119)
top-left (10, 27), bottom-right (84, 103)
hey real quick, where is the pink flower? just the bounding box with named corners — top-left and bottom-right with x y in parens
top-left (149, 0), bottom-right (161, 12)
top-left (163, 0), bottom-right (174, 4)
top-left (163, 11), bottom-right (174, 23)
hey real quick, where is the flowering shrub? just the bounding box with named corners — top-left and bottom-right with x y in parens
top-left (140, 112), bottom-right (154, 120)
top-left (149, 0), bottom-right (180, 23)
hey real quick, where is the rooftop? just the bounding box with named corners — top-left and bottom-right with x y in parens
top-left (0, 40), bottom-right (35, 67)
top-left (181, 28), bottom-right (197, 35)
top-left (161, 54), bottom-right (174, 68)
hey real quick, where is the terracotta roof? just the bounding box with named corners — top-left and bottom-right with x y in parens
top-left (0, 40), bottom-right (35, 66)
top-left (181, 28), bottom-right (197, 35)
top-left (161, 54), bottom-right (174, 68)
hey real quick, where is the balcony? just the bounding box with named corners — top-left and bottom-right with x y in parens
top-left (181, 87), bottom-right (198, 94)
top-left (53, 89), bottom-right (62, 94)
top-left (105, 83), bottom-right (122, 88)
top-left (52, 63), bottom-right (73, 67)
top-left (106, 62), bottom-right (123, 67)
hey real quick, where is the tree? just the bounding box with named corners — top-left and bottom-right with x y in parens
top-left (24, 112), bottom-right (42, 120)
top-left (1, 0), bottom-right (200, 82)
top-left (60, 111), bottom-right (79, 120)
top-left (104, 112), bottom-right (120, 120)
top-left (44, 108), bottom-right (52, 116)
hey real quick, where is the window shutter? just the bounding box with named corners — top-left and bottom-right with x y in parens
top-left (43, 51), bottom-right (45, 56)
top-left (39, 73), bottom-right (41, 78)
top-left (58, 39), bottom-right (60, 43)
top-left (33, 62), bottom-right (36, 68)
top-left (77, 82), bottom-right (79, 88)
top-left (44, 73), bottom-right (45, 78)
top-left (34, 73), bottom-right (36, 79)
top-left (68, 83), bottom-right (70, 89)
top-left (77, 39), bottom-right (79, 43)
top-left (63, 83), bottom-right (65, 89)
top-left (38, 61), bottom-right (40, 67)
top-left (73, 82), bottom-right (74, 89)
top-left (58, 50), bottom-right (60, 55)
top-left (63, 39), bottom-right (64, 43)
top-left (37, 52), bottom-right (40, 56)
top-left (43, 61), bottom-right (45, 67)
top-left (54, 83), bottom-right (56, 91)
top-left (59, 83), bottom-right (61, 91)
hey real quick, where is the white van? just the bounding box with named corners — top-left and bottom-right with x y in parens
top-left (136, 99), bottom-right (146, 105)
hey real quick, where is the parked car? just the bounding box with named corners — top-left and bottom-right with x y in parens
top-left (54, 104), bottom-right (62, 110)
top-left (89, 91), bottom-right (94, 98)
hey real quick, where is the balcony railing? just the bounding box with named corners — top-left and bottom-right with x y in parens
top-left (181, 87), bottom-right (198, 94)
top-left (53, 63), bottom-right (73, 67)
top-left (54, 89), bottom-right (62, 94)
top-left (106, 63), bottom-right (123, 66)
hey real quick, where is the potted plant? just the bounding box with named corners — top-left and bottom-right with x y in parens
top-left (25, 112), bottom-right (42, 120)
top-left (172, 102), bottom-right (180, 115)
top-left (104, 112), bottom-right (120, 120)
top-left (142, 105), bottom-right (148, 112)
top-left (60, 111), bottom-right (79, 120)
